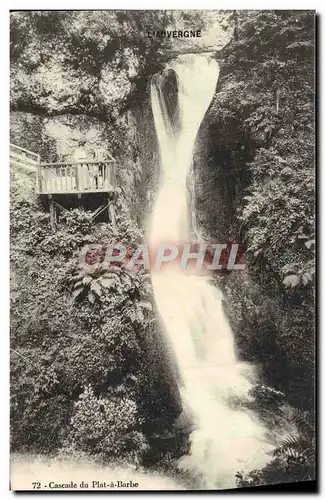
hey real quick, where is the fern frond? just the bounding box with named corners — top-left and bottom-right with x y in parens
top-left (274, 434), bottom-right (303, 456)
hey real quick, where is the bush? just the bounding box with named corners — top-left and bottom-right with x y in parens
top-left (10, 174), bottom-right (156, 463)
top-left (66, 386), bottom-right (149, 464)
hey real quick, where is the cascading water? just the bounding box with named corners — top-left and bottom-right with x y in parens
top-left (149, 55), bottom-right (274, 489)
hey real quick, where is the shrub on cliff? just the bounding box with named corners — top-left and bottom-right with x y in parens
top-left (210, 10), bottom-right (315, 411)
top-left (66, 386), bottom-right (149, 464)
top-left (10, 175), bottom-right (154, 462)
top-left (214, 10), bottom-right (315, 288)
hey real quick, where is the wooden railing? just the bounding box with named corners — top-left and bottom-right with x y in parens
top-left (10, 143), bottom-right (40, 173)
top-left (10, 144), bottom-right (117, 195)
top-left (36, 161), bottom-right (117, 195)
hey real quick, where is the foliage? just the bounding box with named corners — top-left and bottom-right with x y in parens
top-left (10, 10), bottom-right (186, 462)
top-left (206, 10), bottom-right (316, 485)
top-left (209, 10), bottom-right (315, 410)
top-left (220, 270), bottom-right (314, 411)
top-left (66, 386), bottom-right (149, 463)
top-left (10, 174), bottom-right (155, 462)
top-left (10, 11), bottom-right (173, 119)
top-left (214, 10), bottom-right (315, 294)
top-left (236, 405), bottom-right (315, 487)
top-left (10, 8), bottom-right (316, 483)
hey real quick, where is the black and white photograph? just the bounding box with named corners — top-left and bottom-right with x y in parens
top-left (9, 9), bottom-right (316, 491)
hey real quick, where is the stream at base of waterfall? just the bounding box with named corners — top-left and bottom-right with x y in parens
top-left (149, 54), bottom-right (275, 489)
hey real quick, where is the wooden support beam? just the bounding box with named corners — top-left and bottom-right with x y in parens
top-left (49, 196), bottom-right (57, 231)
top-left (76, 166), bottom-right (80, 191)
top-left (53, 201), bottom-right (70, 214)
top-left (108, 198), bottom-right (117, 234)
top-left (91, 204), bottom-right (106, 220)
top-left (77, 193), bottom-right (84, 211)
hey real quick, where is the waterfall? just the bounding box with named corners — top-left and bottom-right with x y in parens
top-left (149, 55), bottom-right (274, 489)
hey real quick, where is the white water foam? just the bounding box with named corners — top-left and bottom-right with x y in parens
top-left (149, 54), bottom-right (274, 489)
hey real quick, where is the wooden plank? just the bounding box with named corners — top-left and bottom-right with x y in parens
top-left (10, 151), bottom-right (39, 166)
top-left (46, 168), bottom-right (49, 194)
top-left (99, 164), bottom-right (103, 189)
top-left (88, 163), bottom-right (92, 190)
top-left (102, 164), bottom-right (106, 188)
top-left (40, 161), bottom-right (112, 166)
top-left (89, 164), bottom-right (93, 190)
top-left (112, 161), bottom-right (117, 187)
top-left (11, 154), bottom-right (38, 166)
top-left (10, 143), bottom-right (39, 160)
top-left (105, 164), bottom-right (109, 187)
top-left (84, 163), bottom-right (87, 190)
top-left (95, 164), bottom-right (98, 190)
top-left (10, 142), bottom-right (38, 155)
top-left (36, 164), bottom-right (41, 193)
top-left (49, 169), bottom-right (52, 194)
top-left (38, 188), bottom-right (115, 196)
top-left (75, 165), bottom-right (79, 190)
top-left (10, 160), bottom-right (37, 174)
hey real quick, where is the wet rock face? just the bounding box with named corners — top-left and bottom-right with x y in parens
top-left (193, 104), bottom-right (254, 242)
top-left (152, 69), bottom-right (181, 136)
top-left (193, 113), bottom-right (236, 241)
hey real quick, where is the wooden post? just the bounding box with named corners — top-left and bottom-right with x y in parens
top-left (107, 163), bottom-right (111, 188)
top-left (49, 195), bottom-right (57, 231)
top-left (78, 193), bottom-right (84, 211)
top-left (36, 162), bottom-right (42, 194)
top-left (112, 161), bottom-right (117, 188)
top-left (108, 194), bottom-right (117, 233)
top-left (76, 165), bottom-right (80, 191)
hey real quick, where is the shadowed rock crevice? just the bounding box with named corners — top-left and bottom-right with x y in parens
top-left (152, 69), bottom-right (181, 136)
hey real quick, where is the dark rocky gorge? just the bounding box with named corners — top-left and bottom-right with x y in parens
top-left (10, 10), bottom-right (315, 489)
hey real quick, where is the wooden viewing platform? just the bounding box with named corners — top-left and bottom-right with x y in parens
top-left (10, 143), bottom-right (118, 231)
top-left (36, 160), bottom-right (117, 195)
